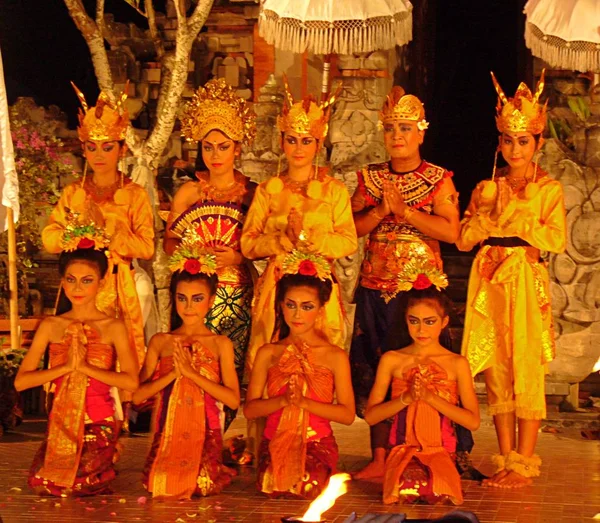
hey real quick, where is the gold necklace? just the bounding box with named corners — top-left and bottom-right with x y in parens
top-left (85, 177), bottom-right (120, 202)
top-left (505, 175), bottom-right (529, 192)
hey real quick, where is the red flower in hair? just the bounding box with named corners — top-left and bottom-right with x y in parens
top-left (413, 273), bottom-right (432, 290)
top-left (298, 260), bottom-right (317, 277)
top-left (77, 238), bottom-right (95, 249)
top-left (184, 259), bottom-right (201, 274)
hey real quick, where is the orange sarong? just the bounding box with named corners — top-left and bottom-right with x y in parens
top-left (261, 342), bottom-right (335, 494)
top-left (147, 343), bottom-right (221, 499)
top-left (383, 362), bottom-right (463, 505)
top-left (35, 322), bottom-right (116, 489)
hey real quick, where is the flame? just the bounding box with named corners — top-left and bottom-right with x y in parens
top-left (593, 356), bottom-right (600, 373)
top-left (300, 473), bottom-right (351, 522)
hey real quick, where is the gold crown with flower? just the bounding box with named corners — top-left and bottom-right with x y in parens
top-left (491, 69), bottom-right (547, 135)
top-left (380, 86), bottom-right (429, 131)
top-left (61, 209), bottom-right (112, 253)
top-left (282, 250), bottom-right (331, 281)
top-left (396, 258), bottom-right (448, 293)
top-left (71, 82), bottom-right (130, 142)
top-left (276, 75), bottom-right (338, 141)
top-left (180, 78), bottom-right (256, 144)
top-left (169, 228), bottom-right (217, 275)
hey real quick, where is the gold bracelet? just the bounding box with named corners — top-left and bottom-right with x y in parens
top-left (371, 207), bottom-right (385, 221)
top-left (403, 206), bottom-right (416, 221)
top-left (400, 391), bottom-right (409, 405)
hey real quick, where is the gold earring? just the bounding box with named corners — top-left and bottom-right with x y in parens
top-left (532, 152), bottom-right (539, 183)
top-left (491, 148), bottom-right (499, 181)
top-left (276, 152), bottom-right (283, 177)
top-left (81, 160), bottom-right (88, 187)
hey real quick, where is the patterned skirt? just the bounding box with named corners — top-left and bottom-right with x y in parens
top-left (205, 282), bottom-right (252, 430)
top-left (28, 419), bottom-right (118, 497)
top-left (143, 427), bottom-right (232, 497)
top-left (256, 435), bottom-right (339, 500)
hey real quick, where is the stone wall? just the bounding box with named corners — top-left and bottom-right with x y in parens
top-left (541, 75), bottom-right (600, 384)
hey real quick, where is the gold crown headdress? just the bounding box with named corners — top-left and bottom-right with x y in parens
top-left (282, 250), bottom-right (332, 281)
top-left (61, 209), bottom-right (112, 253)
top-left (169, 229), bottom-right (217, 275)
top-left (380, 86), bottom-right (429, 131)
top-left (491, 69), bottom-right (547, 135)
top-left (180, 78), bottom-right (257, 144)
top-left (71, 82), bottom-right (130, 143)
top-left (396, 258), bottom-right (448, 293)
top-left (277, 75), bottom-right (339, 141)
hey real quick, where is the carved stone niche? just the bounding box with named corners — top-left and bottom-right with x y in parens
top-left (241, 74), bottom-right (284, 184)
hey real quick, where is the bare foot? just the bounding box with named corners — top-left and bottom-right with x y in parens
top-left (484, 469), bottom-right (532, 489)
top-left (482, 469), bottom-right (509, 487)
top-left (353, 460), bottom-right (386, 480)
top-left (494, 470), bottom-right (532, 489)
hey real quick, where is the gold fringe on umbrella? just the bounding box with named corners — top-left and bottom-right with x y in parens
top-left (259, 11), bottom-right (413, 55)
top-left (525, 22), bottom-right (600, 73)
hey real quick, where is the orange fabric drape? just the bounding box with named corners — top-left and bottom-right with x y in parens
top-left (38, 322), bottom-right (115, 487)
top-left (148, 344), bottom-right (220, 499)
top-left (383, 363), bottom-right (463, 505)
top-left (266, 342), bottom-right (334, 492)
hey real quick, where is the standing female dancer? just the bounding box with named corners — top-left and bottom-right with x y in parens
top-left (164, 79), bottom-right (256, 428)
top-left (365, 263), bottom-right (479, 504)
top-left (241, 79), bottom-right (357, 375)
top-left (42, 85), bottom-right (154, 419)
top-left (135, 238), bottom-right (239, 498)
top-left (457, 70), bottom-right (566, 488)
top-left (16, 231), bottom-right (138, 496)
top-left (244, 252), bottom-right (355, 499)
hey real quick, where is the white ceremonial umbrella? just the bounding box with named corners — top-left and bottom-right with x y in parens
top-left (258, 0), bottom-right (413, 98)
top-left (524, 0), bottom-right (600, 79)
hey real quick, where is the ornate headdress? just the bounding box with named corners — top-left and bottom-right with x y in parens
top-left (282, 250), bottom-right (331, 281)
top-left (396, 259), bottom-right (448, 293)
top-left (61, 209), bottom-right (111, 253)
top-left (491, 69), bottom-right (547, 135)
top-left (169, 228), bottom-right (217, 275)
top-left (71, 82), bottom-right (130, 142)
top-left (277, 75), bottom-right (338, 141)
top-left (180, 78), bottom-right (256, 144)
top-left (380, 86), bottom-right (429, 131)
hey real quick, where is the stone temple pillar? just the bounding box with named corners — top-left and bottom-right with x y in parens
top-left (540, 90), bottom-right (600, 386)
top-left (328, 51), bottom-right (393, 348)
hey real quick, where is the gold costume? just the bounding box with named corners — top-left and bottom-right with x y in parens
top-left (42, 179), bottom-right (154, 367)
top-left (241, 83), bottom-right (356, 373)
top-left (241, 167), bottom-right (358, 372)
top-left (457, 70), bottom-right (565, 420)
top-left (457, 168), bottom-right (565, 419)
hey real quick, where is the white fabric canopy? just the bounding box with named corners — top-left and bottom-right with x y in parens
top-left (524, 0), bottom-right (600, 72)
top-left (259, 0), bottom-right (413, 55)
top-left (0, 47), bottom-right (19, 230)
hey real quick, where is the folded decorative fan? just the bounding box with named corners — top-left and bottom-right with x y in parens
top-left (169, 202), bottom-right (245, 249)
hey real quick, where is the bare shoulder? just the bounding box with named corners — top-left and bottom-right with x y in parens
top-left (453, 353), bottom-right (472, 373)
top-left (173, 180), bottom-right (199, 205)
top-left (256, 343), bottom-right (278, 359)
top-left (148, 332), bottom-right (172, 351)
top-left (214, 334), bottom-right (234, 354)
top-left (324, 344), bottom-right (349, 363)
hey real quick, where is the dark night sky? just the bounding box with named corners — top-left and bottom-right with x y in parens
top-left (0, 0), bottom-right (527, 201)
